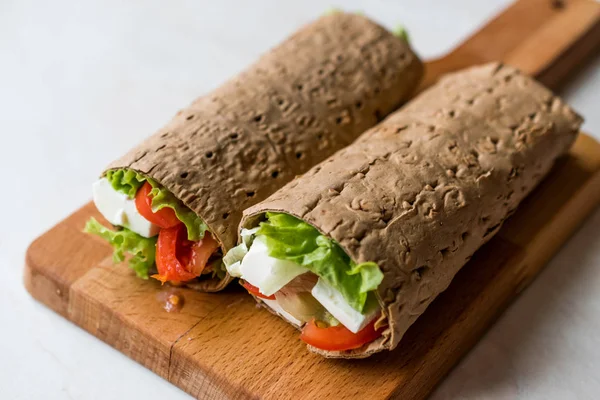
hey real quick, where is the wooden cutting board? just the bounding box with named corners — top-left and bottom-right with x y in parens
top-left (24, 0), bottom-right (600, 399)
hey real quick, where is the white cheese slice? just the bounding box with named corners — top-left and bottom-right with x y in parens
top-left (260, 298), bottom-right (303, 328)
top-left (239, 235), bottom-right (308, 296)
top-left (311, 278), bottom-right (379, 333)
top-left (92, 178), bottom-right (159, 238)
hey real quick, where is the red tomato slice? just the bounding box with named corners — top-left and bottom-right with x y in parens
top-left (186, 233), bottom-right (220, 277)
top-left (135, 182), bottom-right (181, 229)
top-left (300, 318), bottom-right (382, 351)
top-left (152, 225), bottom-right (219, 283)
top-left (152, 225), bottom-right (197, 283)
top-left (241, 281), bottom-right (276, 300)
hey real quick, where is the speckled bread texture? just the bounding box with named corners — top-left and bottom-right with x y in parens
top-left (104, 13), bottom-right (423, 291)
top-left (242, 62), bottom-right (583, 357)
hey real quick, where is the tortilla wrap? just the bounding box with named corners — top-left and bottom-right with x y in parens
top-left (103, 12), bottom-right (423, 291)
top-left (241, 62), bottom-right (583, 357)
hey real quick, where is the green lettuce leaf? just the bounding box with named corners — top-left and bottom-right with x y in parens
top-left (148, 182), bottom-right (208, 241)
top-left (256, 212), bottom-right (383, 312)
top-left (393, 25), bottom-right (410, 42)
top-left (84, 218), bottom-right (157, 279)
top-left (105, 169), bottom-right (146, 199)
top-left (105, 168), bottom-right (208, 241)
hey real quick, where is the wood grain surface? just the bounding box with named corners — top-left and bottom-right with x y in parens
top-left (24, 0), bottom-right (600, 398)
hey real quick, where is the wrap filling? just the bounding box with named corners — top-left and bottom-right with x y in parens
top-left (225, 212), bottom-right (384, 351)
top-left (86, 169), bottom-right (224, 283)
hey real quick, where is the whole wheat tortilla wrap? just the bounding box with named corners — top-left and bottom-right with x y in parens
top-left (231, 62), bottom-right (582, 357)
top-left (85, 12), bottom-right (423, 292)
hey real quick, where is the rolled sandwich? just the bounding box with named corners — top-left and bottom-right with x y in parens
top-left (227, 63), bottom-right (583, 356)
top-left (85, 12), bottom-right (423, 291)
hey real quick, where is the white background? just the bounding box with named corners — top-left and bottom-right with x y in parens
top-left (1, 0), bottom-right (599, 399)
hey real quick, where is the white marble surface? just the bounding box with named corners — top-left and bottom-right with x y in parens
top-left (1, 1), bottom-right (599, 399)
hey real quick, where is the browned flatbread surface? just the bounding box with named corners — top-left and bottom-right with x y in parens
top-left (103, 13), bottom-right (423, 291)
top-left (242, 62), bottom-right (583, 357)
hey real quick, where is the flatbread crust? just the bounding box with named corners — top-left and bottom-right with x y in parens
top-left (104, 13), bottom-right (423, 291)
top-left (242, 63), bottom-right (583, 356)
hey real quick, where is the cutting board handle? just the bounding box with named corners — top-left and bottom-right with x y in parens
top-left (422, 0), bottom-right (600, 91)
